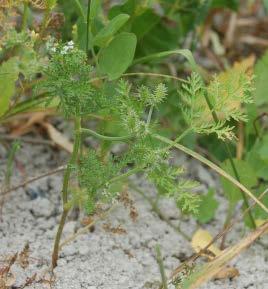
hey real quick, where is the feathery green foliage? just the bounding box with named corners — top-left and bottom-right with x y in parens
top-left (1, 1), bottom-right (267, 281)
top-left (181, 70), bottom-right (254, 140)
top-left (38, 45), bottom-right (97, 117)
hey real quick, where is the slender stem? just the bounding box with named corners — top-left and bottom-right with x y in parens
top-left (152, 133), bottom-right (268, 214)
top-left (86, 0), bottom-right (90, 54)
top-left (109, 167), bottom-right (142, 184)
top-left (203, 93), bottom-right (256, 228)
top-left (122, 72), bottom-right (188, 83)
top-left (220, 202), bottom-right (235, 249)
top-left (51, 207), bottom-right (70, 268)
top-left (89, 73), bottom-right (188, 84)
top-left (21, 1), bottom-right (29, 31)
top-left (4, 141), bottom-right (20, 189)
top-left (146, 105), bottom-right (154, 129)
top-left (81, 128), bottom-right (133, 141)
top-left (0, 141), bottom-right (21, 219)
top-left (164, 128), bottom-right (192, 152)
top-left (52, 117), bottom-right (81, 268)
top-left (155, 245), bottom-right (168, 289)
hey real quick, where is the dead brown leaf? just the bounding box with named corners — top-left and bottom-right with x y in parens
top-left (41, 122), bottom-right (73, 153)
top-left (10, 112), bottom-right (49, 136)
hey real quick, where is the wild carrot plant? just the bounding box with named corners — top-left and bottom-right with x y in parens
top-left (1, 0), bottom-right (268, 274)
top-left (35, 38), bottom-right (262, 267)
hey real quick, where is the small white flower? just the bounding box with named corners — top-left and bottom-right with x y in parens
top-left (67, 40), bottom-right (74, 47)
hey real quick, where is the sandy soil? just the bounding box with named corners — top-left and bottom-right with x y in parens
top-left (0, 140), bottom-right (268, 289)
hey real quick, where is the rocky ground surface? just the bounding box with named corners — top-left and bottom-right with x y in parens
top-left (0, 138), bottom-right (268, 289)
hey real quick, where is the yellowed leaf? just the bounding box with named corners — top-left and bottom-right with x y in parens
top-left (41, 122), bottom-right (73, 153)
top-left (206, 55), bottom-right (255, 121)
top-left (255, 219), bottom-right (268, 234)
top-left (191, 229), bottom-right (221, 260)
top-left (182, 221), bottom-right (268, 289)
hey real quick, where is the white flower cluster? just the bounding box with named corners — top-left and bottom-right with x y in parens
top-left (47, 40), bottom-right (74, 54)
top-left (60, 41), bottom-right (74, 54)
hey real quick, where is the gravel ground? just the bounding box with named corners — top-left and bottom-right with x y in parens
top-left (0, 140), bottom-right (268, 289)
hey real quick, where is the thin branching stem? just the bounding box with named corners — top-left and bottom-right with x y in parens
top-left (89, 72), bottom-right (188, 84)
top-left (203, 92), bottom-right (256, 229)
top-left (109, 167), bottom-right (142, 184)
top-left (81, 128), bottom-right (133, 141)
top-left (155, 245), bottom-right (168, 289)
top-left (69, 128), bottom-right (267, 212)
top-left (52, 117), bottom-right (81, 268)
top-left (86, 0), bottom-right (90, 54)
top-left (146, 105), bottom-right (154, 129)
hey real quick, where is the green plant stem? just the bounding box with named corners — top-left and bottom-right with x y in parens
top-left (164, 128), bottom-right (192, 152)
top-left (89, 72), bottom-right (188, 84)
top-left (155, 245), bottom-right (168, 289)
top-left (110, 167), bottom-right (142, 184)
top-left (0, 141), bottom-right (21, 219)
top-left (52, 117), bottom-right (81, 268)
top-left (86, 0), bottom-right (90, 54)
top-left (4, 141), bottom-right (20, 189)
top-left (203, 93), bottom-right (256, 229)
top-left (76, 0), bottom-right (97, 64)
top-left (81, 128), bottom-right (133, 141)
top-left (21, 1), bottom-right (29, 31)
top-left (146, 105), bottom-right (154, 128)
top-left (220, 202), bottom-right (235, 249)
top-left (152, 133), bottom-right (268, 214)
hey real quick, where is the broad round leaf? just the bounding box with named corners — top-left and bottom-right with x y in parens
top-left (99, 32), bottom-right (137, 80)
